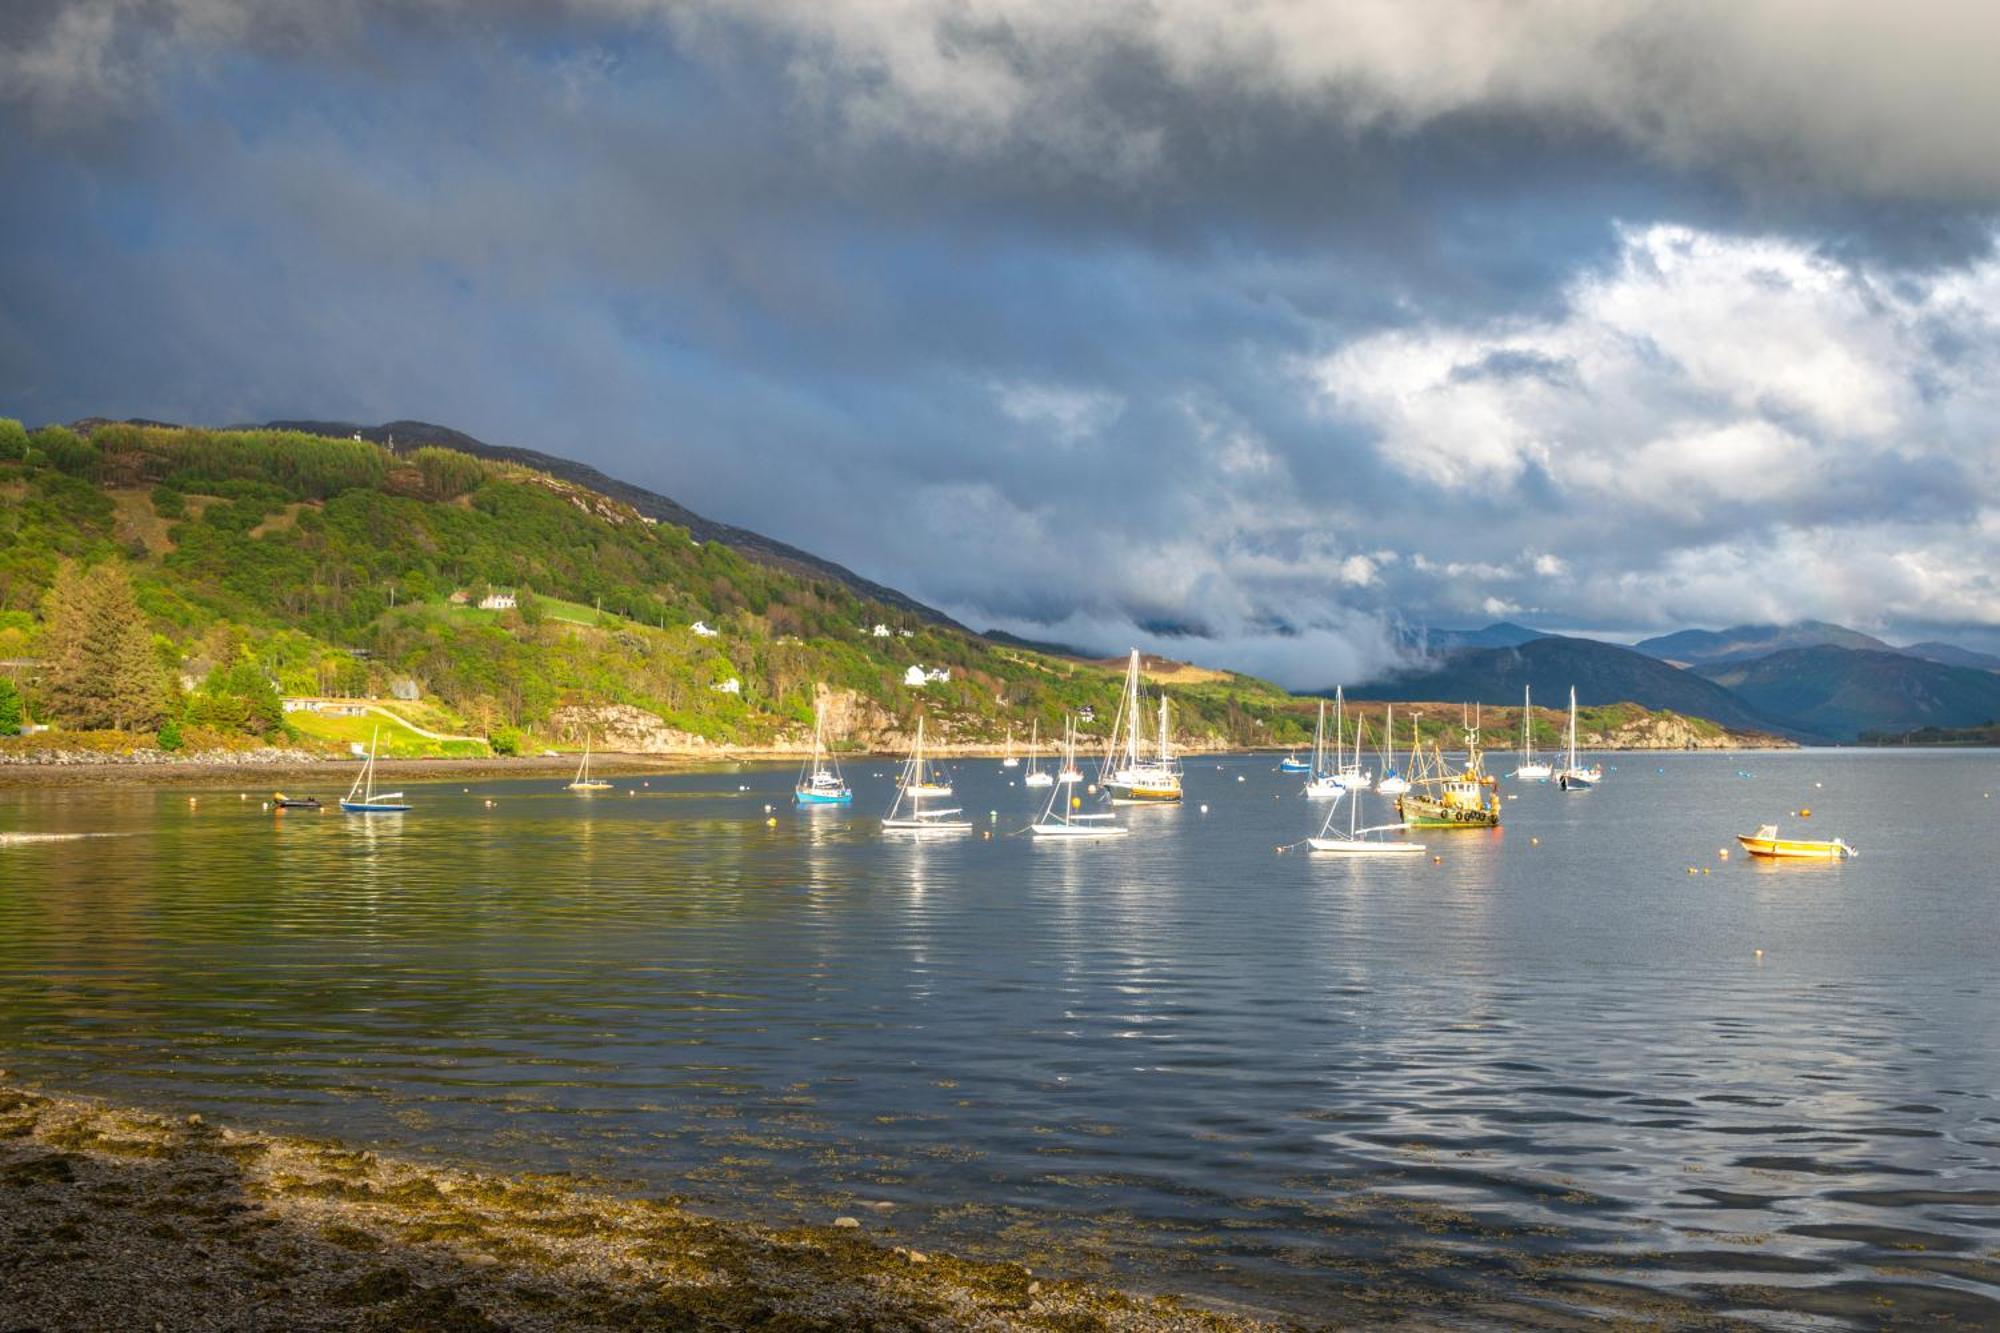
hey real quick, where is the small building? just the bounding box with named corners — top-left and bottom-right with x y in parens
top-left (904, 665), bottom-right (951, 687)
top-left (712, 677), bottom-right (741, 695)
top-left (479, 590), bottom-right (517, 611)
top-left (898, 629), bottom-right (914, 638)
top-left (1079, 705), bottom-right (1096, 722)
top-left (690, 621), bottom-right (720, 638)
top-left (447, 589), bottom-right (471, 606)
top-left (871, 624), bottom-right (892, 638)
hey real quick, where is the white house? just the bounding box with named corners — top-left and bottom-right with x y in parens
top-left (903, 665), bottom-right (952, 686)
top-left (690, 621), bottom-right (720, 638)
top-left (898, 629), bottom-right (914, 638)
top-left (479, 590), bottom-right (517, 611)
top-left (903, 665), bottom-right (926, 686)
top-left (712, 677), bottom-right (741, 694)
top-left (871, 623), bottom-right (892, 638)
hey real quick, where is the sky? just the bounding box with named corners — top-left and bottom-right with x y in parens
top-left (6, 1), bottom-right (2000, 685)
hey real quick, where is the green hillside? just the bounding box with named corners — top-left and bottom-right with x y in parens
top-left (0, 417), bottom-right (1307, 755)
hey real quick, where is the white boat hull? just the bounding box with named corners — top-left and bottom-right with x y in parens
top-left (1023, 773), bottom-right (1054, 788)
top-left (1032, 823), bottom-right (1130, 840)
top-left (1308, 838), bottom-right (1426, 855)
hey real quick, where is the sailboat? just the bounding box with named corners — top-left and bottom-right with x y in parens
top-left (1511, 686), bottom-right (1551, 781)
top-left (883, 717), bottom-right (971, 834)
top-left (1099, 649), bottom-right (1182, 803)
top-left (1375, 703), bottom-right (1410, 796)
top-left (1034, 720), bottom-right (1129, 839)
top-left (794, 693), bottom-right (853, 805)
top-left (1309, 749), bottom-right (1426, 856)
top-left (567, 731), bottom-right (613, 791)
top-left (1278, 716), bottom-right (1311, 773)
top-left (1332, 686), bottom-right (1372, 790)
top-left (1556, 687), bottom-right (1602, 791)
top-left (340, 727), bottom-right (410, 813)
top-left (1000, 729), bottom-right (1019, 769)
top-left (1023, 718), bottom-right (1054, 788)
top-left (1303, 700), bottom-right (1342, 799)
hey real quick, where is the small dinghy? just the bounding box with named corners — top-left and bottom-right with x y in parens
top-left (1736, 823), bottom-right (1855, 859)
top-left (272, 793), bottom-right (321, 810)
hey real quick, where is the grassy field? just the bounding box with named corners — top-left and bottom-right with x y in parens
top-left (283, 709), bottom-right (490, 758)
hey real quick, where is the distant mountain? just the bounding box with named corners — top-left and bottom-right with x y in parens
top-left (1634, 620), bottom-right (1892, 667)
top-left (1898, 640), bottom-right (2000, 673)
top-left (1353, 635), bottom-right (1796, 737)
top-left (1395, 621), bottom-right (1548, 654)
top-left (982, 628), bottom-right (1091, 659)
top-left (262, 419), bottom-right (962, 628)
top-left (1696, 646), bottom-right (2000, 741)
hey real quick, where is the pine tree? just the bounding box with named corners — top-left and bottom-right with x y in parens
top-left (41, 562), bottom-right (166, 731)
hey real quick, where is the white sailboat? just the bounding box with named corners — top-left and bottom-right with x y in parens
top-left (1332, 686), bottom-right (1372, 790)
top-left (1000, 728), bottom-right (1019, 769)
top-left (1022, 718), bottom-right (1054, 788)
top-left (1034, 719), bottom-right (1129, 839)
top-left (794, 693), bottom-right (853, 805)
top-left (1303, 699), bottom-right (1342, 799)
top-left (1309, 749), bottom-right (1426, 856)
top-left (1375, 703), bottom-right (1410, 796)
top-left (1099, 649), bottom-right (1182, 803)
top-left (1556, 687), bottom-right (1602, 791)
top-left (1511, 685), bottom-right (1551, 781)
top-left (883, 716), bottom-right (971, 834)
top-left (567, 731), bottom-right (613, 791)
top-left (340, 727), bottom-right (410, 813)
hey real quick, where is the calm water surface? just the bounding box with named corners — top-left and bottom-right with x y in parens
top-left (3, 750), bottom-right (1998, 1327)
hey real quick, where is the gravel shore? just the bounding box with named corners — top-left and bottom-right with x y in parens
top-left (0, 1084), bottom-right (1287, 1332)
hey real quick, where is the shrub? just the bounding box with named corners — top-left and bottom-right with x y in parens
top-left (156, 717), bottom-right (184, 751)
top-left (489, 726), bottom-right (521, 756)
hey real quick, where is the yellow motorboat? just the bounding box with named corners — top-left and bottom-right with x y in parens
top-left (1736, 823), bottom-right (1855, 859)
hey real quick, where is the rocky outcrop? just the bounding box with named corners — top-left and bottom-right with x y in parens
top-left (1580, 712), bottom-right (1785, 750)
top-left (545, 704), bottom-right (722, 753)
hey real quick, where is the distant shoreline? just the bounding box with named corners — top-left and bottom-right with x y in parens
top-left (0, 739), bottom-right (1816, 788)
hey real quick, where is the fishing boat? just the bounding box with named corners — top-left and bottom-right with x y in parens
top-left (883, 717), bottom-right (971, 834)
top-left (1375, 703), bottom-right (1410, 796)
top-left (1302, 700), bottom-right (1342, 799)
top-left (1100, 649), bottom-right (1182, 803)
top-left (1277, 739), bottom-right (1311, 774)
top-left (567, 731), bottom-right (613, 791)
top-left (1395, 711), bottom-right (1500, 829)
top-left (1000, 729), bottom-right (1019, 769)
top-left (1736, 823), bottom-right (1856, 859)
top-left (1309, 782), bottom-right (1425, 855)
top-left (340, 728), bottom-right (411, 814)
top-left (1511, 685), bottom-right (1551, 781)
top-left (1555, 687), bottom-right (1602, 791)
top-left (272, 793), bottom-right (321, 810)
top-left (1022, 718), bottom-right (1054, 788)
top-left (794, 694), bottom-right (853, 806)
top-left (1034, 720), bottom-right (1129, 840)
top-left (1331, 686), bottom-right (1371, 790)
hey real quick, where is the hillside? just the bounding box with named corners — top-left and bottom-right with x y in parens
top-left (0, 417), bottom-right (1306, 756)
top-left (1634, 620), bottom-right (1891, 667)
top-left (260, 419), bottom-right (961, 628)
top-left (1351, 635), bottom-right (1797, 738)
top-left (1394, 621), bottom-right (1547, 654)
top-left (1898, 640), bottom-right (2000, 672)
top-left (1696, 646), bottom-right (2000, 741)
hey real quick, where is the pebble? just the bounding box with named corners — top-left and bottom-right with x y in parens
top-left (833, 1216), bottom-right (860, 1229)
top-left (185, 1114), bottom-right (203, 1127)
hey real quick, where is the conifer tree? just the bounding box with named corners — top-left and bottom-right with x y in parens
top-left (41, 561), bottom-right (166, 730)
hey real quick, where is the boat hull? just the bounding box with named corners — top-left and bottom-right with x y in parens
top-left (1395, 795), bottom-right (1500, 829)
top-left (1736, 834), bottom-right (1854, 859)
top-left (794, 789), bottom-right (852, 806)
top-left (1023, 773), bottom-right (1055, 788)
top-left (1277, 757), bottom-right (1311, 773)
top-left (1308, 838), bottom-right (1426, 855)
top-left (1103, 781), bottom-right (1181, 803)
top-left (1032, 823), bottom-right (1130, 839)
top-left (340, 801), bottom-right (411, 814)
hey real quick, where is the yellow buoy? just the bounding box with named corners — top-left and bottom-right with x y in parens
top-left (765, 816), bottom-right (777, 827)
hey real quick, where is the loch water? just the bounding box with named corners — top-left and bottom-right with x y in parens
top-left (3, 749), bottom-right (1998, 1327)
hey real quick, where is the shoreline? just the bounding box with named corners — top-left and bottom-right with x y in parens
top-left (0, 740), bottom-right (1814, 788)
top-left (0, 1082), bottom-right (1280, 1332)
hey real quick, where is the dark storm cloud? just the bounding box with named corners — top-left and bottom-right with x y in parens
top-left (5, 1), bottom-right (2000, 678)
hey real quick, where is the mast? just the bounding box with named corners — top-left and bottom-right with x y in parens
top-left (1157, 693), bottom-right (1170, 765)
top-left (1522, 685), bottom-right (1533, 765)
top-left (1312, 701), bottom-right (1326, 776)
top-left (1125, 650), bottom-right (1142, 770)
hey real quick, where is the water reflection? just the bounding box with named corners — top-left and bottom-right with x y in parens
top-left (2, 751), bottom-right (1998, 1326)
